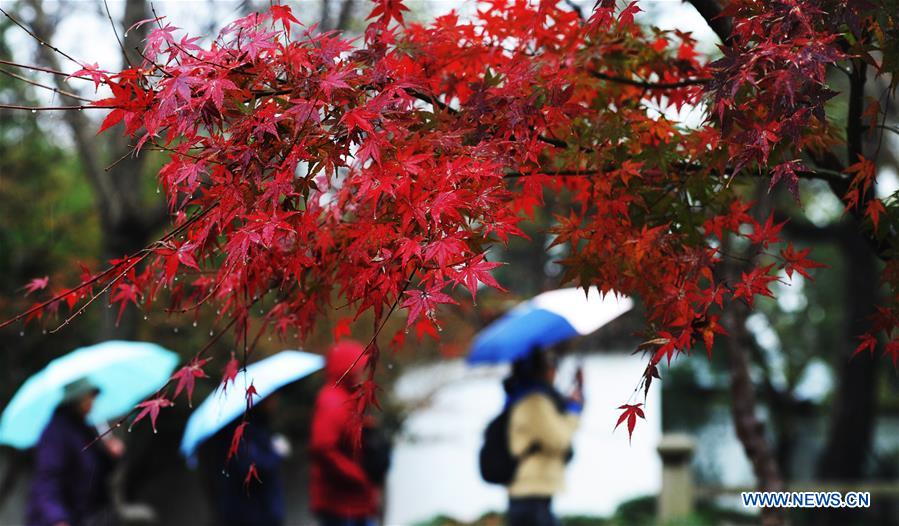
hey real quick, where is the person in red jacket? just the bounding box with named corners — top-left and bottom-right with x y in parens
top-left (309, 340), bottom-right (380, 526)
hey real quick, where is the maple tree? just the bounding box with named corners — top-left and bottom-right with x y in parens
top-left (2, 1), bottom-right (898, 519)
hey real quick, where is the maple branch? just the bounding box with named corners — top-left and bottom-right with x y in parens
top-left (50, 255), bottom-right (146, 334)
top-left (0, 202), bottom-right (216, 330)
top-left (85, 312), bottom-right (242, 449)
top-left (335, 267), bottom-right (417, 387)
top-left (0, 67), bottom-right (91, 101)
top-left (588, 70), bottom-right (710, 89)
top-left (405, 88), bottom-right (458, 115)
top-left (0, 103), bottom-right (107, 111)
top-left (0, 266), bottom-right (120, 330)
top-left (503, 169), bottom-right (602, 178)
top-left (0, 58), bottom-right (91, 80)
top-left (873, 124), bottom-right (899, 136)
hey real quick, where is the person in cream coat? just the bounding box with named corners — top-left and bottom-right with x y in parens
top-left (504, 349), bottom-right (582, 526)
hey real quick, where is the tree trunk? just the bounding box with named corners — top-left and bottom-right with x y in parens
top-left (723, 299), bottom-right (788, 526)
top-left (815, 223), bottom-right (880, 525)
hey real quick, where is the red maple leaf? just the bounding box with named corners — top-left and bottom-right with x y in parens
top-left (732, 265), bottom-right (779, 306)
top-left (746, 215), bottom-right (785, 248)
top-left (221, 353), bottom-right (240, 393)
top-left (866, 198), bottom-right (885, 231)
top-left (228, 421), bottom-right (248, 461)
top-left (245, 383), bottom-right (259, 410)
top-left (453, 257), bottom-right (505, 301)
top-left (885, 341), bottom-right (899, 367)
top-left (110, 282), bottom-right (141, 326)
top-left (617, 1), bottom-right (642, 27)
top-left (171, 357), bottom-right (210, 407)
top-left (401, 286), bottom-right (457, 327)
top-left (367, 0), bottom-right (409, 25)
top-left (271, 5), bottom-right (299, 36)
top-left (69, 62), bottom-right (108, 91)
top-left (852, 334), bottom-right (878, 359)
top-left (244, 463), bottom-right (262, 492)
top-left (23, 276), bottom-right (49, 296)
top-left (333, 317), bottom-right (353, 341)
top-left (615, 403), bottom-right (645, 443)
top-left (700, 316), bottom-right (727, 359)
top-left (780, 244), bottom-right (826, 280)
top-left (129, 397), bottom-right (174, 433)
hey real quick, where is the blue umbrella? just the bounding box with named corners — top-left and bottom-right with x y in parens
top-left (180, 350), bottom-right (324, 466)
top-left (468, 287), bottom-right (633, 364)
top-left (0, 340), bottom-right (179, 449)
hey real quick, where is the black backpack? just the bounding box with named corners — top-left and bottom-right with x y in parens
top-left (361, 426), bottom-right (392, 486)
top-left (479, 408), bottom-right (518, 485)
top-left (479, 392), bottom-right (573, 485)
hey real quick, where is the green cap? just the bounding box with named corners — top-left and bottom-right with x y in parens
top-left (61, 378), bottom-right (100, 403)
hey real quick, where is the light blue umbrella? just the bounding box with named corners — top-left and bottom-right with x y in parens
top-left (180, 350), bottom-right (324, 466)
top-left (0, 340), bottom-right (179, 449)
top-left (468, 287), bottom-right (633, 364)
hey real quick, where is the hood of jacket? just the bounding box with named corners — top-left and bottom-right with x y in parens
top-left (325, 339), bottom-right (366, 384)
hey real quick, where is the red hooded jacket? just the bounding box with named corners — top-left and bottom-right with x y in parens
top-left (309, 340), bottom-right (380, 517)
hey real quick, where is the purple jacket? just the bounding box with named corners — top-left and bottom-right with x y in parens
top-left (26, 406), bottom-right (114, 526)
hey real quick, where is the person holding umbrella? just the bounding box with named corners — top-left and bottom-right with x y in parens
top-left (0, 341), bottom-right (178, 526)
top-left (179, 350), bottom-right (324, 526)
top-left (199, 394), bottom-right (291, 526)
top-left (468, 289), bottom-right (631, 526)
top-left (502, 349), bottom-right (582, 526)
top-left (26, 378), bottom-right (125, 526)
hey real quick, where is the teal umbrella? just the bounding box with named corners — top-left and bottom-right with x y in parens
top-left (180, 350), bottom-right (324, 466)
top-left (0, 340), bottom-right (179, 449)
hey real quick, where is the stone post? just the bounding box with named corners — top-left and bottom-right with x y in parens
top-left (657, 433), bottom-right (696, 524)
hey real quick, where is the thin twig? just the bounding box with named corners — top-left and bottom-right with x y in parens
top-left (0, 6), bottom-right (82, 66)
top-left (103, 0), bottom-right (133, 69)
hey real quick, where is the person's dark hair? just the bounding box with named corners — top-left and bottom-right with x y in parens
top-left (503, 348), bottom-right (557, 394)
